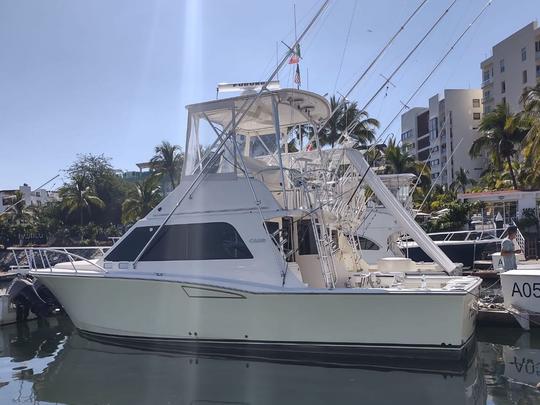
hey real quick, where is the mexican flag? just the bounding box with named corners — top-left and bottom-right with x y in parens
top-left (288, 44), bottom-right (301, 64)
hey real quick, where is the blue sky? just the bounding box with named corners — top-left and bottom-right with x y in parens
top-left (0, 0), bottom-right (538, 189)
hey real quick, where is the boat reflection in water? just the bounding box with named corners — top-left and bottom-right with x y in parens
top-left (0, 318), bottom-right (484, 405)
top-left (478, 329), bottom-right (540, 403)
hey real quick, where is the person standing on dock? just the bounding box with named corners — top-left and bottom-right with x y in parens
top-left (500, 226), bottom-right (521, 271)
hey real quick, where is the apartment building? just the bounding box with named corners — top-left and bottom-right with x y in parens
top-left (401, 89), bottom-right (485, 188)
top-left (0, 184), bottom-right (59, 213)
top-left (480, 21), bottom-right (540, 114)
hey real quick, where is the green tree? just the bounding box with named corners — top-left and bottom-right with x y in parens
top-left (319, 96), bottom-right (379, 147)
top-left (121, 176), bottom-right (163, 224)
top-left (0, 191), bottom-right (36, 245)
top-left (470, 103), bottom-right (527, 190)
top-left (520, 84), bottom-right (540, 177)
top-left (60, 175), bottom-right (105, 228)
top-left (450, 167), bottom-right (475, 193)
top-left (0, 191), bottom-right (35, 227)
top-left (66, 154), bottom-right (128, 224)
top-left (383, 138), bottom-right (422, 175)
top-left (150, 141), bottom-right (183, 190)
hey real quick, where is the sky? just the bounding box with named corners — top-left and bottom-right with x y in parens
top-left (0, 0), bottom-right (538, 189)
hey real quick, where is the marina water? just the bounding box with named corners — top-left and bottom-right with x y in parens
top-left (0, 316), bottom-right (538, 404)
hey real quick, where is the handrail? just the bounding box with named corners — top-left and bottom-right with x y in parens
top-left (8, 247), bottom-right (107, 273)
top-left (398, 227), bottom-right (506, 245)
top-left (8, 246), bottom-right (110, 251)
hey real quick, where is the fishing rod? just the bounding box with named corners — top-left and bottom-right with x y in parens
top-left (0, 174), bottom-right (60, 218)
top-left (132, 0), bottom-right (332, 268)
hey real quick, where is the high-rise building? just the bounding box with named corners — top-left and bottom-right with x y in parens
top-left (401, 89), bottom-right (485, 188)
top-left (480, 21), bottom-right (540, 114)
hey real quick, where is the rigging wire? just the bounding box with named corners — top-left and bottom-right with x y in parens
top-left (417, 138), bottom-right (464, 213)
top-left (345, 0), bottom-right (459, 136)
top-left (314, 0), bottom-right (429, 144)
top-left (0, 174), bottom-right (60, 218)
top-left (333, 0), bottom-right (358, 93)
top-left (365, 0), bottom-right (494, 153)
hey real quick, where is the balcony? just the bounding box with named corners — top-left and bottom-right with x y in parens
top-left (481, 77), bottom-right (493, 88)
top-left (482, 96), bottom-right (494, 104)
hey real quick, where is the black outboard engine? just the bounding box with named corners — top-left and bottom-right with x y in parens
top-left (7, 275), bottom-right (58, 321)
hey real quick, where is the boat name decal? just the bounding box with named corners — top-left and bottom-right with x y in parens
top-left (511, 282), bottom-right (540, 298)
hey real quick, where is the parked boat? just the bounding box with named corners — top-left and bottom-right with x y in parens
top-left (28, 89), bottom-right (481, 359)
top-left (399, 229), bottom-right (505, 269)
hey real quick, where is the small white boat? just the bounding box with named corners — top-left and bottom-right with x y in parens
top-left (501, 269), bottom-right (540, 313)
top-left (29, 89), bottom-right (481, 360)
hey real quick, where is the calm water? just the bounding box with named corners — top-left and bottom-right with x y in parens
top-left (0, 317), bottom-right (539, 404)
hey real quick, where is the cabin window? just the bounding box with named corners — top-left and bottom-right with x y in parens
top-left (355, 236), bottom-right (379, 250)
top-left (105, 222), bottom-right (253, 262)
top-left (298, 220), bottom-right (318, 255)
top-left (249, 133), bottom-right (278, 158)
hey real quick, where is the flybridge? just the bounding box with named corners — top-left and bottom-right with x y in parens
top-left (216, 80), bottom-right (281, 96)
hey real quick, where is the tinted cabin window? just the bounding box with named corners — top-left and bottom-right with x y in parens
top-left (105, 223), bottom-right (252, 261)
top-left (355, 236), bottom-right (379, 250)
top-left (299, 220), bottom-right (318, 255)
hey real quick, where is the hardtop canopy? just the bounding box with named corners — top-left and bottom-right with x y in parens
top-left (186, 89), bottom-right (331, 136)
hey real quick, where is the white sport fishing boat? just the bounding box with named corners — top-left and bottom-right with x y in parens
top-left (29, 88), bottom-right (481, 360)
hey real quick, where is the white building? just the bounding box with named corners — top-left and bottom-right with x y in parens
top-left (0, 184), bottom-right (59, 213)
top-left (401, 89), bottom-right (485, 188)
top-left (458, 189), bottom-right (540, 224)
top-left (480, 21), bottom-right (540, 114)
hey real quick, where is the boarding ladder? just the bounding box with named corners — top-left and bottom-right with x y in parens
top-left (302, 182), bottom-right (338, 289)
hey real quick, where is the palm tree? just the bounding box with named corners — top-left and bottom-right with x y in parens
top-left (450, 167), bottom-right (475, 193)
top-left (60, 176), bottom-right (105, 227)
top-left (520, 83), bottom-right (540, 175)
top-left (319, 96), bottom-right (379, 147)
top-left (470, 103), bottom-right (527, 190)
top-left (122, 176), bottom-right (163, 224)
top-left (383, 138), bottom-right (421, 174)
top-left (150, 141), bottom-right (183, 190)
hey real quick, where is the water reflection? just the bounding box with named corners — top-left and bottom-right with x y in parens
top-left (0, 318), bottom-right (539, 404)
top-left (0, 317), bottom-right (487, 405)
top-left (478, 328), bottom-right (540, 404)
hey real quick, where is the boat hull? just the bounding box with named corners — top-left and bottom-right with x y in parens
top-left (36, 273), bottom-right (479, 359)
top-left (500, 269), bottom-right (540, 313)
top-left (402, 241), bottom-right (499, 269)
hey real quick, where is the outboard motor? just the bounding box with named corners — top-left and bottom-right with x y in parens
top-left (7, 275), bottom-right (58, 321)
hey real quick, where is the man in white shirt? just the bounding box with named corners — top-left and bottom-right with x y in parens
top-left (500, 226), bottom-right (521, 271)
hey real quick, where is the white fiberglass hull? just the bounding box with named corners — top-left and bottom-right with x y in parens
top-left (36, 273), bottom-right (479, 357)
top-left (500, 269), bottom-right (540, 314)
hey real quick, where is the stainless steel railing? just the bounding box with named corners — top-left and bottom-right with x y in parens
top-left (8, 246), bottom-right (109, 273)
